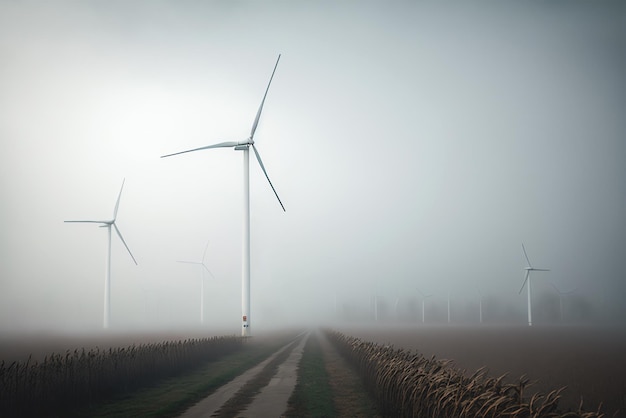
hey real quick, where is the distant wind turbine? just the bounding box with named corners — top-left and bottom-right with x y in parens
top-left (550, 283), bottom-right (577, 321)
top-left (161, 55), bottom-right (285, 337)
top-left (373, 295), bottom-right (379, 322)
top-left (477, 287), bottom-right (484, 324)
top-left (394, 296), bottom-right (400, 320)
top-left (65, 179), bottom-right (138, 329)
top-left (519, 243), bottom-right (550, 326)
top-left (178, 240), bottom-right (216, 325)
top-left (447, 291), bottom-right (451, 324)
top-left (418, 290), bottom-right (432, 324)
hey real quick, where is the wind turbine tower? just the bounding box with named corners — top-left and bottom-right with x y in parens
top-left (178, 240), bottom-right (216, 325)
top-left (373, 295), bottom-right (379, 322)
top-left (447, 291), bottom-right (451, 324)
top-left (394, 297), bottom-right (400, 321)
top-left (418, 290), bottom-right (432, 324)
top-left (477, 288), bottom-right (484, 324)
top-left (519, 243), bottom-right (550, 326)
top-left (65, 179), bottom-right (138, 328)
top-left (161, 55), bottom-right (285, 337)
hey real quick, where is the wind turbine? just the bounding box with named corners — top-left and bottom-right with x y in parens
top-left (477, 287), bottom-right (484, 324)
top-left (161, 55), bottom-right (285, 337)
top-left (550, 283), bottom-right (577, 321)
top-left (394, 296), bottom-right (400, 321)
top-left (65, 179), bottom-right (138, 329)
top-left (373, 295), bottom-right (379, 322)
top-left (519, 243), bottom-right (550, 326)
top-left (418, 290), bottom-right (432, 324)
top-left (177, 240), bottom-right (216, 325)
top-left (447, 291), bottom-right (451, 324)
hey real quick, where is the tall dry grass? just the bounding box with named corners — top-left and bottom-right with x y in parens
top-left (0, 335), bottom-right (242, 417)
top-left (325, 330), bottom-right (604, 418)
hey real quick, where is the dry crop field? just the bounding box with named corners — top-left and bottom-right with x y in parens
top-left (339, 324), bottom-right (626, 417)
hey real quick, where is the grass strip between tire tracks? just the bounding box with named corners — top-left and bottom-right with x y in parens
top-left (284, 331), bottom-right (336, 417)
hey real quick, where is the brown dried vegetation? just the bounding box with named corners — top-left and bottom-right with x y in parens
top-left (325, 330), bottom-right (604, 418)
top-left (0, 335), bottom-right (243, 417)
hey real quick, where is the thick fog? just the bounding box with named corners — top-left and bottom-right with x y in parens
top-left (1, 1), bottom-right (624, 333)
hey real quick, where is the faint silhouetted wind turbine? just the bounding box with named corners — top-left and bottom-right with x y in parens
top-left (161, 55), bottom-right (285, 337)
top-left (477, 287), bottom-right (484, 324)
top-left (519, 243), bottom-right (550, 326)
top-left (178, 240), bottom-right (216, 325)
top-left (65, 179), bottom-right (138, 329)
top-left (418, 290), bottom-right (432, 324)
top-left (550, 283), bottom-right (576, 321)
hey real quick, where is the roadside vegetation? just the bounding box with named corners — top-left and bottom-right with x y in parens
top-left (0, 335), bottom-right (243, 417)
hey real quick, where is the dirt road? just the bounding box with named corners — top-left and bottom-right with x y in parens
top-left (178, 331), bottom-right (309, 417)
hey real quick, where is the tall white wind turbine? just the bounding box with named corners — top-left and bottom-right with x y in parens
top-left (161, 55), bottom-right (285, 337)
top-left (65, 179), bottom-right (138, 329)
top-left (519, 243), bottom-right (550, 326)
top-left (178, 240), bottom-right (216, 325)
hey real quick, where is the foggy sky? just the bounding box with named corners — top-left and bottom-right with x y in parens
top-left (1, 1), bottom-right (625, 332)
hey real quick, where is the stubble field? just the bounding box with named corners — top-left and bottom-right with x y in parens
top-left (340, 324), bottom-right (626, 417)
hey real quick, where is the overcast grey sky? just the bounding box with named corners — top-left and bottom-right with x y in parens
top-left (1, 1), bottom-right (625, 332)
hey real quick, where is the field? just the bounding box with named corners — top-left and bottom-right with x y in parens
top-left (1, 325), bottom-right (625, 416)
top-left (339, 324), bottom-right (626, 417)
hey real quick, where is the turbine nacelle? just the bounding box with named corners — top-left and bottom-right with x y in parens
top-left (234, 141), bottom-right (251, 151)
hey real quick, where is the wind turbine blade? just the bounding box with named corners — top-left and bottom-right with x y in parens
top-left (202, 240), bottom-right (210, 264)
top-left (521, 243), bottom-right (532, 267)
top-left (250, 54), bottom-right (281, 139)
top-left (202, 263), bottom-right (216, 279)
top-left (65, 220), bottom-right (109, 224)
top-left (113, 224), bottom-right (138, 265)
top-left (252, 144), bottom-right (285, 211)
top-left (550, 282), bottom-right (560, 293)
top-left (113, 179), bottom-right (125, 220)
top-left (534, 268), bottom-right (550, 271)
top-left (519, 270), bottom-right (530, 294)
top-left (161, 142), bottom-right (239, 158)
